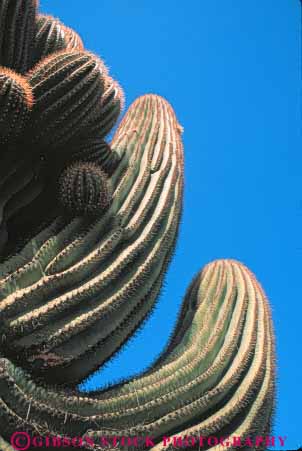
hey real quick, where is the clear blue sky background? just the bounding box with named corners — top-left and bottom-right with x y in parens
top-left (40, 1), bottom-right (301, 448)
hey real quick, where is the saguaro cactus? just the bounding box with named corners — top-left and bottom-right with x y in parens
top-left (0, 2), bottom-right (275, 450)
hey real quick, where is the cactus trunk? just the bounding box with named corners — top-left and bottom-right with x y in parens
top-left (0, 1), bottom-right (275, 449)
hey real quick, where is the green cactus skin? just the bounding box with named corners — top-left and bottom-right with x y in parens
top-left (0, 156), bottom-right (45, 255)
top-left (0, 0), bottom-right (37, 74)
top-left (0, 260), bottom-right (274, 451)
top-left (0, 94), bottom-right (184, 386)
top-left (58, 162), bottom-right (112, 216)
top-left (0, 3), bottom-right (276, 449)
top-left (34, 14), bottom-right (84, 65)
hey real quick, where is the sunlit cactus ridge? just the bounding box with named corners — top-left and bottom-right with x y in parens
top-left (0, 1), bottom-right (275, 450)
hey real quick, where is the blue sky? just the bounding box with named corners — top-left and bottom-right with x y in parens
top-left (40, 1), bottom-right (302, 448)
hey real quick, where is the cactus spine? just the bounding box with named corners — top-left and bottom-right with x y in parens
top-left (0, 1), bottom-right (275, 450)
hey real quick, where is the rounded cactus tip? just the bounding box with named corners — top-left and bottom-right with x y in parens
top-left (0, 67), bottom-right (34, 107)
top-left (0, 67), bottom-right (34, 145)
top-left (58, 161), bottom-right (112, 217)
top-left (103, 75), bottom-right (125, 110)
top-left (33, 14), bottom-right (84, 65)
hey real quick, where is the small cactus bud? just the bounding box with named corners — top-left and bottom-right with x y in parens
top-left (58, 161), bottom-right (112, 216)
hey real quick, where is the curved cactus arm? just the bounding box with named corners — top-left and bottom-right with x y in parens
top-left (0, 260), bottom-right (275, 450)
top-left (82, 260), bottom-right (275, 442)
top-left (0, 95), bottom-right (184, 386)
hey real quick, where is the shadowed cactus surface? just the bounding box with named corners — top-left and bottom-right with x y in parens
top-left (0, 0), bottom-right (37, 74)
top-left (0, 2), bottom-right (275, 450)
top-left (58, 162), bottom-right (112, 216)
top-left (34, 14), bottom-right (84, 64)
top-left (0, 68), bottom-right (33, 146)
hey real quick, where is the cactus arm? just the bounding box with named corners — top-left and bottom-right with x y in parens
top-left (0, 260), bottom-right (274, 449)
top-left (0, 217), bottom-right (64, 278)
top-left (0, 94), bottom-right (184, 386)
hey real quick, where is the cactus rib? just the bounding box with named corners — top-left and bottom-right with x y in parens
top-left (0, 260), bottom-right (274, 451)
top-left (0, 95), bottom-right (184, 386)
top-left (34, 14), bottom-right (84, 65)
top-left (0, 3), bottom-right (276, 448)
